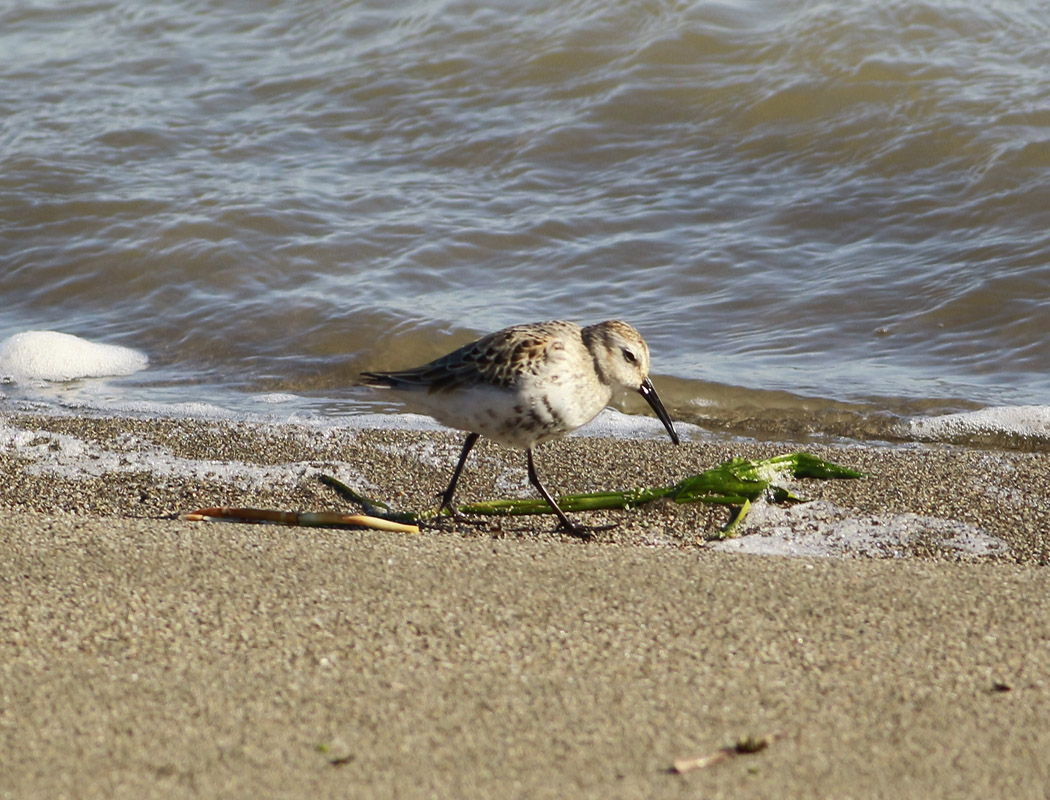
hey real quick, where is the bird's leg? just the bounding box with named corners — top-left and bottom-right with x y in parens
top-left (438, 432), bottom-right (480, 518)
top-left (525, 448), bottom-right (594, 539)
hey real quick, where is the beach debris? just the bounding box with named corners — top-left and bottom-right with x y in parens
top-left (317, 738), bottom-right (355, 767)
top-left (671, 731), bottom-right (782, 774)
top-left (181, 453), bottom-right (859, 538)
top-left (316, 473), bottom-right (419, 525)
top-left (181, 507), bottom-right (419, 534)
top-left (457, 453), bottom-right (864, 538)
top-left (182, 474), bottom-right (423, 533)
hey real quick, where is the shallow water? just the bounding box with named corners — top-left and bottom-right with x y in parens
top-left (3, 0), bottom-right (1049, 446)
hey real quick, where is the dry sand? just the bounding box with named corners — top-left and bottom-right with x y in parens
top-left (2, 411), bottom-right (1049, 798)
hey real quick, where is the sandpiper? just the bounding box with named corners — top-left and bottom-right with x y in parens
top-left (361, 319), bottom-right (680, 535)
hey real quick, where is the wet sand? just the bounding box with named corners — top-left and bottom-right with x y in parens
top-left (2, 412), bottom-right (1050, 798)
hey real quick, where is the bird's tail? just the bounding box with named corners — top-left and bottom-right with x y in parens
top-left (360, 370), bottom-right (398, 388)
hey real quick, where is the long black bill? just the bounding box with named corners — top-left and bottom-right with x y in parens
top-left (638, 377), bottom-right (680, 445)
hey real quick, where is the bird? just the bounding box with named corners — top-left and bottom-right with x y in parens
top-left (361, 319), bottom-right (680, 535)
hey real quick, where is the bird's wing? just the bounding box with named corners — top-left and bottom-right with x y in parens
top-left (362, 322), bottom-right (571, 393)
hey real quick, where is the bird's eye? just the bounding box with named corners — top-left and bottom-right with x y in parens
top-left (622, 348), bottom-right (637, 364)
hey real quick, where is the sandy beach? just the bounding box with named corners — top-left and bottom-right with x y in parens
top-left (2, 411), bottom-right (1050, 798)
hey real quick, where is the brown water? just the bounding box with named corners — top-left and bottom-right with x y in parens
top-left (2, 1), bottom-right (1049, 446)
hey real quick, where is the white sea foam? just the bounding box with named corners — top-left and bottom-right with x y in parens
top-left (570, 407), bottom-right (702, 441)
top-left (709, 499), bottom-right (1008, 559)
top-left (0, 418), bottom-right (367, 491)
top-left (335, 412), bottom-right (449, 433)
top-left (0, 331), bottom-right (148, 382)
top-left (253, 392), bottom-right (300, 404)
top-left (69, 399), bottom-right (240, 419)
top-left (909, 405), bottom-right (1050, 446)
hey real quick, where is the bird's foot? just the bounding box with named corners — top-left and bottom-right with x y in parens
top-left (555, 519), bottom-right (618, 540)
top-left (431, 499), bottom-right (492, 530)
